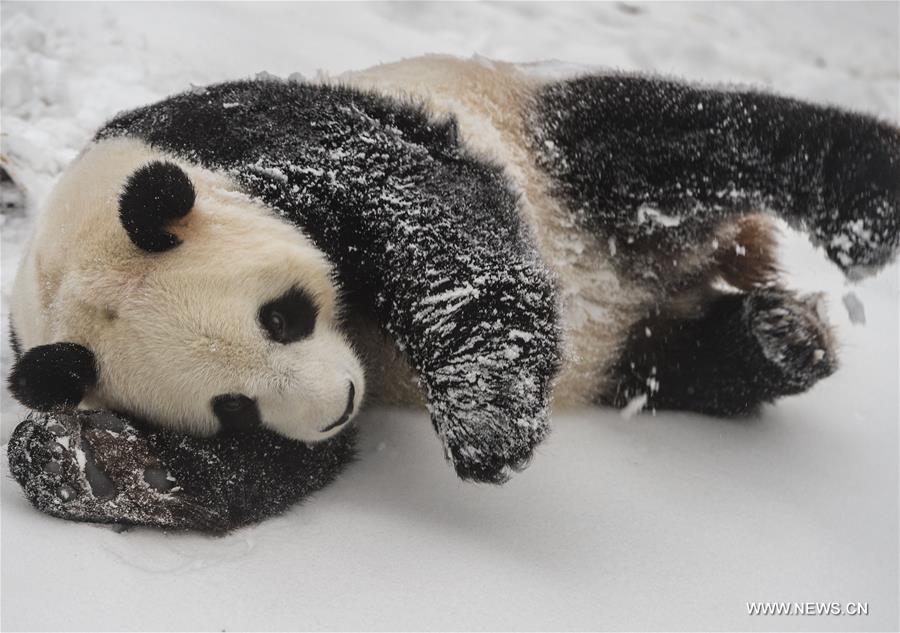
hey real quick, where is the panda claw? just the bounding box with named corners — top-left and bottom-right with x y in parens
top-left (511, 453), bottom-right (534, 472)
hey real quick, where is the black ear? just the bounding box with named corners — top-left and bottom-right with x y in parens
top-left (119, 161), bottom-right (196, 252)
top-left (7, 343), bottom-right (98, 410)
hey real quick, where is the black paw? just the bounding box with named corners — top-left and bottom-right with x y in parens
top-left (440, 412), bottom-right (547, 484)
top-left (745, 288), bottom-right (838, 394)
top-left (7, 409), bottom-right (358, 531)
top-left (813, 120), bottom-right (900, 278)
top-left (429, 361), bottom-right (552, 484)
top-left (8, 410), bottom-right (228, 531)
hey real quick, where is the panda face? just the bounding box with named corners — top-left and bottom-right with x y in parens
top-left (10, 138), bottom-right (365, 442)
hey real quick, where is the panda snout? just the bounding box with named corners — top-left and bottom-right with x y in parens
top-left (320, 381), bottom-right (356, 433)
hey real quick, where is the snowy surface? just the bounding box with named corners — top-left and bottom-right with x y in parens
top-left (1, 2), bottom-right (898, 630)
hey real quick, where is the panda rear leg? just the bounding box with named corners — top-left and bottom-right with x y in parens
top-left (600, 285), bottom-right (837, 416)
top-left (7, 411), bottom-right (228, 530)
top-left (7, 409), bottom-right (356, 532)
top-left (531, 75), bottom-right (900, 278)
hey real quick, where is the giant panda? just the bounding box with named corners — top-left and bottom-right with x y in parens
top-left (7, 56), bottom-right (899, 530)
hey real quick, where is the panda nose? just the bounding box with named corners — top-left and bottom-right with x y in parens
top-left (320, 382), bottom-right (356, 432)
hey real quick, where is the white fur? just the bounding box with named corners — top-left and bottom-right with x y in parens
top-left (11, 137), bottom-right (365, 442)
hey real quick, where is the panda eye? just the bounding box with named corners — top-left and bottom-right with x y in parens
top-left (259, 287), bottom-right (318, 344)
top-left (266, 310), bottom-right (287, 342)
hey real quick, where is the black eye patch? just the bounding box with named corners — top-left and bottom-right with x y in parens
top-left (259, 287), bottom-right (318, 344)
top-left (211, 394), bottom-right (261, 433)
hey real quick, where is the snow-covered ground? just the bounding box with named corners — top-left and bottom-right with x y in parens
top-left (1, 2), bottom-right (898, 630)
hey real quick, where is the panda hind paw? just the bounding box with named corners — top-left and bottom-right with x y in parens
top-left (745, 288), bottom-right (838, 394)
top-left (7, 411), bottom-right (228, 531)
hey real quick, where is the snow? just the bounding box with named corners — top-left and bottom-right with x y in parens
top-left (637, 204), bottom-right (683, 228)
top-left (1, 2), bottom-right (898, 630)
top-left (620, 393), bottom-right (648, 419)
top-left (843, 291), bottom-right (867, 326)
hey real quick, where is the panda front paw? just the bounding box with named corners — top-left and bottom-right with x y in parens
top-left (7, 410), bottom-right (228, 531)
top-left (428, 359), bottom-right (553, 484)
top-left (438, 407), bottom-right (549, 484)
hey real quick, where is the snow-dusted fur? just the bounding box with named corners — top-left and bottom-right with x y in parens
top-left (7, 55), bottom-right (899, 530)
top-left (10, 139), bottom-right (365, 443)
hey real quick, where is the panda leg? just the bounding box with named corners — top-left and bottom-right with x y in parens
top-left (531, 75), bottom-right (900, 277)
top-left (600, 287), bottom-right (837, 416)
top-left (7, 410), bottom-right (356, 532)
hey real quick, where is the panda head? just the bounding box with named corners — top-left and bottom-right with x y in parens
top-left (8, 138), bottom-right (365, 442)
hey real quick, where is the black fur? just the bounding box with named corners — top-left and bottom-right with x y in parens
top-left (7, 409), bottom-right (356, 531)
top-left (8, 342), bottom-right (97, 410)
top-left (9, 322), bottom-right (21, 359)
top-left (8, 74), bottom-right (897, 531)
top-left (211, 394), bottom-right (263, 433)
top-left (118, 160), bottom-right (196, 252)
top-left (601, 288), bottom-right (837, 416)
top-left (529, 75), bottom-right (900, 277)
top-left (98, 80), bottom-right (563, 484)
top-left (259, 286), bottom-right (318, 343)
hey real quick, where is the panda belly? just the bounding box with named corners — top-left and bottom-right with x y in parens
top-left (341, 56), bottom-right (653, 407)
